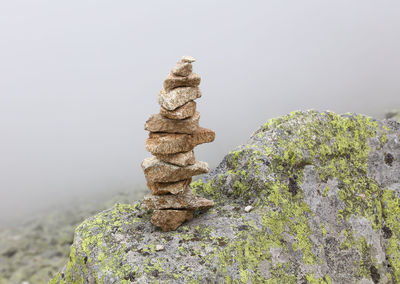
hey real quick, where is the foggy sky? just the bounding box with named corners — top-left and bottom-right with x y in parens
top-left (1, 1), bottom-right (399, 226)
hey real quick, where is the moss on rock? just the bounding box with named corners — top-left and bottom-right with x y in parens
top-left (52, 110), bottom-right (400, 283)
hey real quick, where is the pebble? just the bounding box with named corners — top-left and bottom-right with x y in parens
top-left (244, 205), bottom-right (253, 213)
top-left (155, 244), bottom-right (164, 251)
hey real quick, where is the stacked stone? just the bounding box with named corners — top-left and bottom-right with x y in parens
top-left (142, 56), bottom-right (215, 231)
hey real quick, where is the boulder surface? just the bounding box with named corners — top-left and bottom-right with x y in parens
top-left (51, 110), bottom-right (400, 283)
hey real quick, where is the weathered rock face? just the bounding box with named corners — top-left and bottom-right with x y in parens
top-left (51, 110), bottom-right (400, 283)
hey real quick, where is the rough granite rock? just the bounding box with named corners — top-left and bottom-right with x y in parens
top-left (160, 101), bottom-right (196, 120)
top-left (158, 87), bottom-right (202, 111)
top-left (144, 112), bottom-right (200, 134)
top-left (151, 210), bottom-right (194, 232)
top-left (155, 150), bottom-right (195, 167)
top-left (143, 187), bottom-right (215, 210)
top-left (147, 179), bottom-right (192, 195)
top-left (141, 157), bottom-right (209, 183)
top-left (163, 72), bottom-right (201, 92)
top-left (171, 62), bottom-right (192, 77)
top-left (51, 110), bottom-right (400, 283)
top-left (145, 127), bottom-right (215, 155)
top-left (180, 56), bottom-right (196, 63)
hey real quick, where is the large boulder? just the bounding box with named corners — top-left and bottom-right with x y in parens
top-left (51, 110), bottom-right (400, 283)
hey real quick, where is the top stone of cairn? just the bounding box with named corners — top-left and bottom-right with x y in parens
top-left (171, 56), bottom-right (197, 78)
top-left (180, 56), bottom-right (196, 63)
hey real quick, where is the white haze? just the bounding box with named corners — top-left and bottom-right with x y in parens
top-left (0, 1), bottom-right (399, 226)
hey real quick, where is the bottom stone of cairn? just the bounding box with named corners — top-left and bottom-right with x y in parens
top-left (151, 209), bottom-right (194, 232)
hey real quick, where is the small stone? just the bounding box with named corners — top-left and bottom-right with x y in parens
top-left (147, 179), bottom-right (191, 195)
top-left (190, 127), bottom-right (216, 147)
top-left (144, 187), bottom-right (214, 210)
top-left (141, 157), bottom-right (209, 183)
top-left (172, 62), bottom-right (192, 77)
top-left (145, 112), bottom-right (200, 134)
top-left (160, 101), bottom-right (196, 120)
top-left (155, 244), bottom-right (164, 251)
top-left (158, 87), bottom-right (201, 111)
top-left (146, 127), bottom-right (215, 155)
top-left (163, 73), bottom-right (201, 92)
top-left (244, 206), bottom-right (253, 213)
top-left (155, 150), bottom-right (195, 167)
top-left (146, 133), bottom-right (193, 154)
top-left (180, 56), bottom-right (196, 63)
top-left (151, 210), bottom-right (194, 232)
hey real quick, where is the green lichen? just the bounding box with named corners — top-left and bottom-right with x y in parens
top-left (191, 179), bottom-right (217, 200)
top-left (382, 189), bottom-right (400, 282)
top-left (306, 274), bottom-right (332, 283)
top-left (52, 203), bottom-right (143, 283)
top-left (55, 110), bottom-right (398, 283)
top-left (320, 224), bottom-right (327, 237)
top-left (193, 110), bottom-right (392, 282)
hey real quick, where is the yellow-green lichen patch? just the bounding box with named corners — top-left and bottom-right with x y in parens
top-left (306, 274), bottom-right (332, 284)
top-left (192, 110), bottom-right (393, 282)
top-left (53, 110), bottom-right (398, 283)
top-left (201, 180), bottom-right (316, 282)
top-left (254, 112), bottom-right (387, 231)
top-left (54, 203), bottom-right (144, 283)
top-left (382, 189), bottom-right (400, 282)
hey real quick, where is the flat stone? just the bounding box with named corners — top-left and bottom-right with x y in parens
top-left (145, 127), bottom-right (215, 155)
top-left (163, 73), bottom-right (201, 92)
top-left (190, 127), bottom-right (215, 147)
top-left (145, 112), bottom-right (200, 134)
top-left (147, 179), bottom-right (191, 195)
top-left (141, 157), bottom-right (209, 183)
top-left (158, 87), bottom-right (201, 111)
top-left (172, 62), bottom-right (192, 77)
top-left (144, 187), bottom-right (214, 210)
top-left (160, 101), bottom-right (196, 120)
top-left (155, 150), bottom-right (195, 167)
top-left (151, 209), bottom-right (194, 232)
top-left (180, 56), bottom-right (196, 63)
top-left (146, 133), bottom-right (192, 154)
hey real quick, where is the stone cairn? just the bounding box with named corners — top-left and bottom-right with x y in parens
top-left (142, 56), bottom-right (215, 231)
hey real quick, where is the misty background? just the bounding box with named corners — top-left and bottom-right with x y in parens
top-left (0, 1), bottom-right (399, 227)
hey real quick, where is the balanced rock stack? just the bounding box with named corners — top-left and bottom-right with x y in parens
top-left (142, 56), bottom-right (215, 231)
